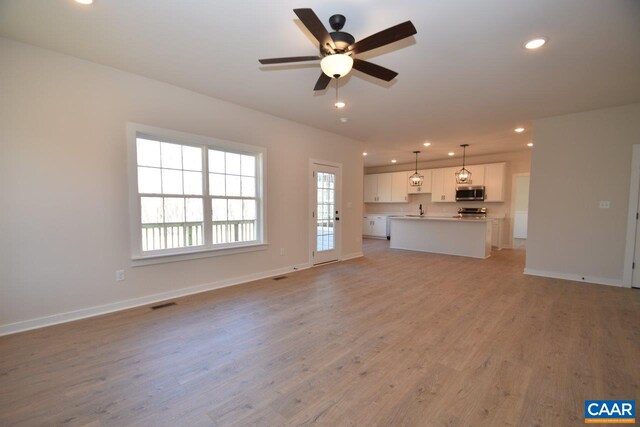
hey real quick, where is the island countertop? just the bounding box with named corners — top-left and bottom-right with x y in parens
top-left (390, 216), bottom-right (491, 223)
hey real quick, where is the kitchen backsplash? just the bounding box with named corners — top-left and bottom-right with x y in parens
top-left (365, 193), bottom-right (509, 219)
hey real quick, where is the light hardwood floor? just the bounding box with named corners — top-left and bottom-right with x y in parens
top-left (1, 239), bottom-right (639, 426)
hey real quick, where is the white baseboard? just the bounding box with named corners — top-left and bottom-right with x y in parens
top-left (523, 268), bottom-right (626, 288)
top-left (341, 251), bottom-right (364, 261)
top-left (0, 262), bottom-right (311, 337)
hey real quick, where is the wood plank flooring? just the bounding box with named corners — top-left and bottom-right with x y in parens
top-left (1, 239), bottom-right (639, 426)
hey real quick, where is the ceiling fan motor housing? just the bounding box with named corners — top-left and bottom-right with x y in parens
top-left (326, 14), bottom-right (355, 52)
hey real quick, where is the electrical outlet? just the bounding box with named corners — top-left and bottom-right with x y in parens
top-left (280, 248), bottom-right (285, 256)
top-left (598, 201), bottom-right (610, 209)
top-left (116, 270), bottom-right (125, 282)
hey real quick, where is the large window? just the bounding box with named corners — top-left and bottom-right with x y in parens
top-left (129, 124), bottom-right (265, 260)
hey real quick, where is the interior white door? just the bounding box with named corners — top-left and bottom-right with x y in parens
top-left (311, 162), bottom-right (341, 265)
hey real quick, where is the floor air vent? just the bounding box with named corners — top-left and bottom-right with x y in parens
top-left (150, 302), bottom-right (176, 310)
top-left (272, 276), bottom-right (288, 281)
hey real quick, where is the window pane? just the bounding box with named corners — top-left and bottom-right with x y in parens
top-left (212, 199), bottom-right (227, 221)
top-left (241, 177), bottom-right (255, 197)
top-left (164, 197), bottom-right (185, 223)
top-left (182, 145), bottom-right (202, 171)
top-left (226, 175), bottom-right (241, 197)
top-left (226, 152), bottom-right (241, 175)
top-left (243, 200), bottom-right (256, 220)
top-left (185, 198), bottom-right (203, 222)
top-left (161, 142), bottom-right (182, 169)
top-left (138, 167), bottom-right (161, 194)
top-left (137, 139), bottom-right (161, 167)
top-left (140, 197), bottom-right (163, 224)
top-left (228, 199), bottom-right (242, 220)
top-left (241, 155), bottom-right (255, 177)
top-left (209, 173), bottom-right (226, 196)
top-left (162, 169), bottom-right (183, 195)
top-left (183, 171), bottom-right (202, 195)
top-left (208, 150), bottom-right (225, 173)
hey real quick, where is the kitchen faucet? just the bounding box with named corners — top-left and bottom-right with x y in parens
top-left (419, 204), bottom-right (424, 216)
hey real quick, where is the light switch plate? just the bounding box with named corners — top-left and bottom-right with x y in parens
top-left (598, 201), bottom-right (610, 209)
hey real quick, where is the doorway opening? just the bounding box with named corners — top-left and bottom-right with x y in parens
top-left (511, 174), bottom-right (530, 250)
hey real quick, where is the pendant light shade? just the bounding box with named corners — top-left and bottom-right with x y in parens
top-left (455, 144), bottom-right (472, 184)
top-left (409, 151), bottom-right (424, 187)
top-left (320, 54), bottom-right (353, 79)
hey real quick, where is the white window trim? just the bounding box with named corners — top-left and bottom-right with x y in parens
top-left (126, 123), bottom-right (267, 266)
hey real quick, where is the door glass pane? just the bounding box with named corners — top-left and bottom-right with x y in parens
top-left (316, 172), bottom-right (335, 252)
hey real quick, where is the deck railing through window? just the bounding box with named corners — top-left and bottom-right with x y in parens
top-left (141, 220), bottom-right (256, 251)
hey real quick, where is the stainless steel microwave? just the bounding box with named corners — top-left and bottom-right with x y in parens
top-left (455, 185), bottom-right (485, 201)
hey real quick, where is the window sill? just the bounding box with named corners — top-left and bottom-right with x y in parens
top-left (131, 242), bottom-right (268, 267)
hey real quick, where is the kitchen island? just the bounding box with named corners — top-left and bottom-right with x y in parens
top-left (390, 217), bottom-right (492, 259)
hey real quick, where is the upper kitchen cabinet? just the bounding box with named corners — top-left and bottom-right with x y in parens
top-left (363, 174), bottom-right (378, 203)
top-left (391, 171), bottom-right (409, 202)
top-left (364, 172), bottom-right (408, 203)
top-left (407, 170), bottom-right (432, 194)
top-left (466, 165), bottom-right (485, 186)
top-left (484, 163), bottom-right (506, 202)
top-left (431, 167), bottom-right (458, 203)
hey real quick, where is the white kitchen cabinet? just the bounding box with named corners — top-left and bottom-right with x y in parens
top-left (466, 165), bottom-right (485, 186)
top-left (407, 170), bottom-right (432, 194)
top-left (363, 215), bottom-right (387, 237)
top-left (485, 163), bottom-right (506, 202)
top-left (391, 171), bottom-right (409, 202)
top-left (363, 175), bottom-right (378, 203)
top-left (364, 174), bottom-right (390, 203)
top-left (431, 167), bottom-right (458, 203)
top-left (490, 218), bottom-right (503, 249)
top-left (364, 173), bottom-right (407, 203)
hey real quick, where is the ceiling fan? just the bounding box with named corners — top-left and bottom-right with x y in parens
top-left (258, 9), bottom-right (417, 91)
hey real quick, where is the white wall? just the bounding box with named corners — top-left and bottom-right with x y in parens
top-left (0, 38), bottom-right (364, 332)
top-left (365, 150), bottom-right (531, 247)
top-left (526, 103), bottom-right (640, 286)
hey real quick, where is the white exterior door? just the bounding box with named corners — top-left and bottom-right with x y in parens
top-left (311, 162), bottom-right (341, 265)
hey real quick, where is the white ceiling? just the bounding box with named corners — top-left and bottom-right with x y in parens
top-left (1, 0), bottom-right (639, 166)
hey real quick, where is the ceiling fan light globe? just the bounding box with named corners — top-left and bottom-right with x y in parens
top-left (320, 54), bottom-right (353, 79)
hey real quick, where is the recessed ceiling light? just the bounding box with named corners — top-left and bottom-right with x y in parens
top-left (527, 142), bottom-right (534, 147)
top-left (423, 142), bottom-right (431, 147)
top-left (75, 0), bottom-right (94, 4)
top-left (339, 117), bottom-right (348, 123)
top-left (514, 127), bottom-right (525, 133)
top-left (334, 101), bottom-right (346, 109)
top-left (362, 152), bottom-right (368, 156)
top-left (525, 38), bottom-right (547, 50)
top-left (391, 159), bottom-right (397, 163)
top-left (448, 152), bottom-right (455, 156)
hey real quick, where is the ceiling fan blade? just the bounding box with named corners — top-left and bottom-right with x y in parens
top-left (348, 21), bottom-right (417, 55)
top-left (294, 8), bottom-right (336, 52)
top-left (313, 72), bottom-right (332, 91)
top-left (259, 56), bottom-right (321, 65)
top-left (352, 59), bottom-right (398, 81)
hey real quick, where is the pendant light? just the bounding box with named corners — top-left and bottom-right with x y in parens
top-left (409, 151), bottom-right (424, 187)
top-left (455, 144), bottom-right (472, 184)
